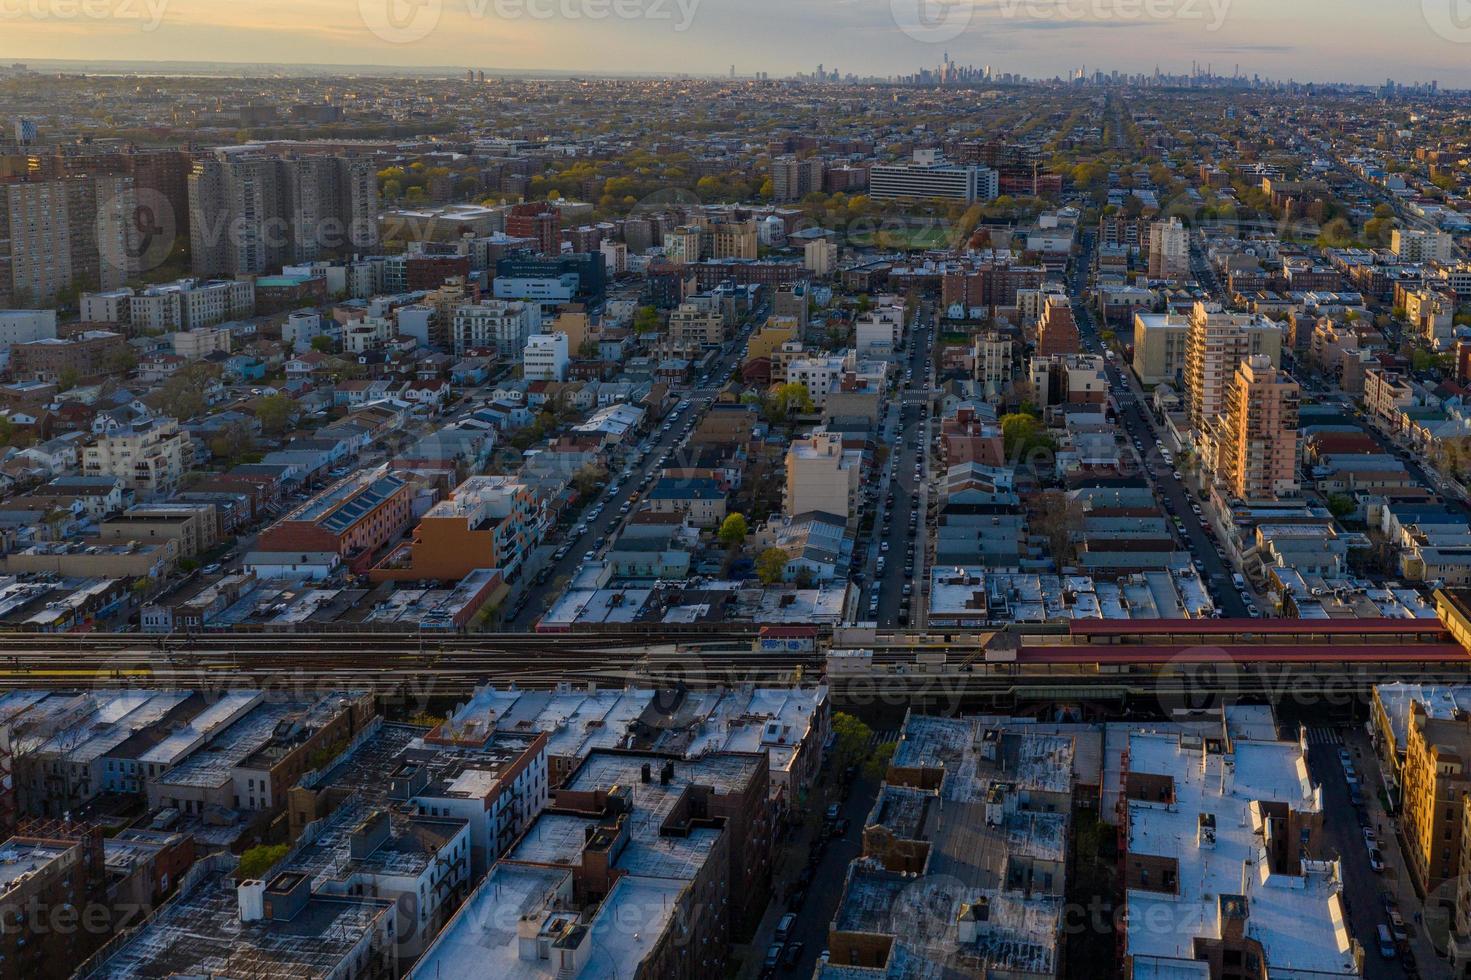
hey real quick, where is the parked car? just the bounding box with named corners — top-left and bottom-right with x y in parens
top-left (775, 913), bottom-right (797, 943)
top-left (1367, 846), bottom-right (1385, 872)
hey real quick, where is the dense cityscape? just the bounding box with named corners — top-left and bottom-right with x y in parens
top-left (1, 10), bottom-right (1471, 978)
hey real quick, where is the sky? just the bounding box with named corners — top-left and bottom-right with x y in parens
top-left (4, 0), bottom-right (1471, 87)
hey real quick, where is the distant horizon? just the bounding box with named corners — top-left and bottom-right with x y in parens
top-left (0, 54), bottom-right (1466, 92)
top-left (3, 0), bottom-right (1471, 90)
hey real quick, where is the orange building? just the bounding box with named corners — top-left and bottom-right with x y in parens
top-left (372, 476), bottom-right (539, 583)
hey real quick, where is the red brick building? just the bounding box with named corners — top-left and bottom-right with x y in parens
top-left (257, 470), bottom-right (414, 573)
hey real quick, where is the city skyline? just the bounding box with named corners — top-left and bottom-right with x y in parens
top-left (2, 0), bottom-right (1471, 88)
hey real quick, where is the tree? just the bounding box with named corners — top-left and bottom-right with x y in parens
top-left (237, 843), bottom-right (289, 880)
top-left (717, 513), bottom-right (748, 549)
top-left (1326, 493), bottom-right (1356, 519)
top-left (830, 712), bottom-right (874, 773)
top-left (633, 306), bottom-right (662, 335)
top-left (159, 364), bottom-right (218, 420)
top-left (755, 547), bottom-right (789, 585)
top-left (571, 464), bottom-right (607, 498)
top-left (209, 420), bottom-right (257, 462)
top-left (1001, 413), bottom-right (1055, 462)
top-left (310, 335), bottom-right (335, 354)
top-left (767, 382), bottom-right (814, 422)
top-left (255, 394), bottom-right (298, 435)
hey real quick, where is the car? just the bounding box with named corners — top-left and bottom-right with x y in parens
top-left (1388, 909), bottom-right (1407, 944)
top-left (1363, 827), bottom-right (1377, 846)
top-left (553, 547), bottom-right (569, 561)
top-left (1367, 846), bottom-right (1385, 872)
top-left (582, 551), bottom-right (595, 562)
top-left (763, 943), bottom-right (784, 973)
top-left (781, 942), bottom-right (805, 969)
top-left (201, 563), bottom-right (222, 575)
top-left (830, 818), bottom-right (850, 838)
top-left (825, 804), bottom-right (842, 821)
top-left (775, 912), bottom-right (797, 943)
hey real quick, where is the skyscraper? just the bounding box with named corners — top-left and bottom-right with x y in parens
top-left (1184, 302), bottom-right (1283, 431)
top-left (0, 175), bottom-right (137, 307)
top-left (505, 202), bottom-right (562, 257)
top-left (1218, 354), bottom-right (1300, 500)
top-left (188, 154), bottom-right (378, 277)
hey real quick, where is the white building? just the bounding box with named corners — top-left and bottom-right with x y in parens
top-left (854, 305), bottom-right (904, 356)
top-left (453, 300), bottom-right (541, 357)
top-left (1392, 228), bottom-right (1455, 264)
top-left (869, 150), bottom-right (998, 203)
top-left (0, 309), bottom-right (58, 369)
top-left (522, 332), bottom-right (570, 382)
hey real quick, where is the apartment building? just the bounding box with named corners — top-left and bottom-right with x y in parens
top-left (785, 430), bottom-right (862, 523)
top-left (869, 150), bottom-right (999, 203)
top-left (804, 238), bottom-right (839, 275)
top-left (1217, 354), bottom-right (1301, 501)
top-left (523, 331), bottom-right (570, 381)
top-left (1147, 216), bottom-right (1189, 280)
top-left (0, 175), bottom-right (136, 307)
top-left (373, 475), bottom-right (540, 583)
top-left (1184, 302), bottom-right (1283, 431)
top-left (668, 302), bottom-right (725, 347)
top-left (1120, 728), bottom-right (1356, 977)
top-left (452, 299), bottom-right (541, 357)
top-left (119, 278), bottom-right (255, 332)
top-left (1400, 699), bottom-right (1471, 895)
top-left (188, 154), bottom-right (377, 277)
top-left (1392, 228), bottom-right (1455, 264)
top-left (83, 418), bottom-right (192, 496)
top-left (771, 154), bottom-right (825, 202)
top-left (170, 325), bottom-right (233, 361)
top-left (504, 201), bottom-right (561, 256)
top-left (1132, 311), bottom-right (1188, 387)
top-left (258, 468), bottom-right (414, 573)
top-left (821, 715), bottom-right (1071, 978)
top-left (8, 329), bottom-right (127, 383)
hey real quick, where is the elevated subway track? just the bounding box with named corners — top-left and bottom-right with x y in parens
top-left (0, 620), bottom-right (1462, 712)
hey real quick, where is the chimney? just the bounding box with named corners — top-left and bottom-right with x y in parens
top-left (660, 761), bottom-right (674, 785)
top-left (237, 879), bottom-right (265, 923)
top-left (641, 763), bottom-right (652, 784)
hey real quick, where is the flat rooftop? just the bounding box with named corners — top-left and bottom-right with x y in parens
top-left (1123, 731), bottom-right (1355, 976)
top-left (85, 859), bottom-right (392, 980)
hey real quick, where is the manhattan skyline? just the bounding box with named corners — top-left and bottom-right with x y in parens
top-left (2, 0), bottom-right (1471, 88)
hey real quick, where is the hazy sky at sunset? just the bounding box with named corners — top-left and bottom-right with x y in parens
top-left (3, 0), bottom-right (1470, 86)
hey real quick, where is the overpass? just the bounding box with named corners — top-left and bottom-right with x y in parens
top-left (0, 611), bottom-right (1464, 716)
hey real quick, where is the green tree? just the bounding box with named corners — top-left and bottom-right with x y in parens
top-left (255, 394), bottom-right (299, 435)
top-left (1001, 413), bottom-right (1055, 461)
top-left (755, 547), bottom-right (789, 585)
top-left (310, 335), bottom-right (335, 354)
top-left (237, 843), bottom-right (290, 880)
top-left (717, 512), bottom-right (748, 549)
top-left (831, 712), bottom-right (874, 773)
top-left (633, 306), bottom-right (662, 335)
top-left (1326, 494), bottom-right (1356, 519)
